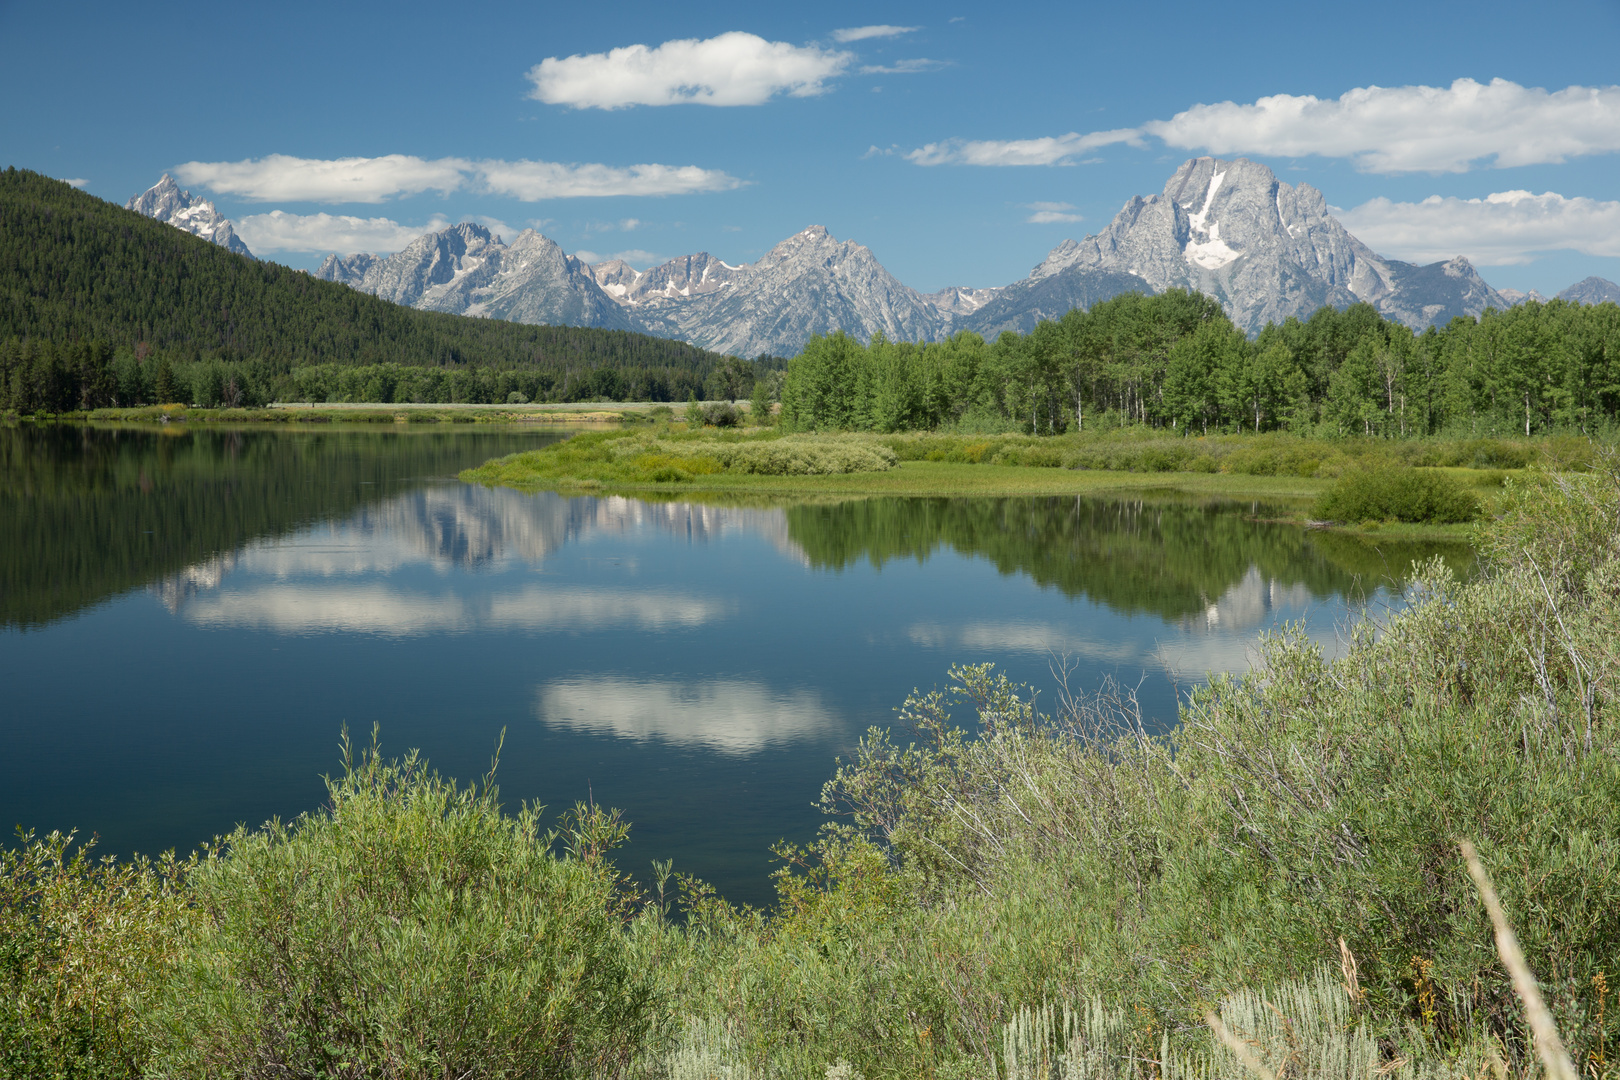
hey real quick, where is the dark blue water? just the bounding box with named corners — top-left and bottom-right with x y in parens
top-left (0, 424), bottom-right (1470, 906)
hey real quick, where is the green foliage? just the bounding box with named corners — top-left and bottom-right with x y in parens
top-left (1315, 467), bottom-right (1482, 523)
top-left (0, 832), bottom-right (190, 1080)
top-left (776, 290), bottom-right (1620, 440)
top-left (147, 731), bottom-right (654, 1080)
top-left (463, 430), bottom-right (899, 486)
top-left (749, 379), bottom-right (774, 427)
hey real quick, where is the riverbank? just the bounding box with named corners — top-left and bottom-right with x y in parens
top-left (461, 426), bottom-right (1568, 541)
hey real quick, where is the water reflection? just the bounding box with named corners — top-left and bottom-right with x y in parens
top-left (2, 423), bottom-right (1476, 906)
top-left (537, 678), bottom-right (840, 755)
top-left (179, 583), bottom-right (731, 636)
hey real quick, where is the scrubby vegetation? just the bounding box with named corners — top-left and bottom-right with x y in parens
top-left (4, 462), bottom-right (1617, 1079)
top-left (1314, 466), bottom-right (1483, 524)
top-left (463, 429), bottom-right (900, 487)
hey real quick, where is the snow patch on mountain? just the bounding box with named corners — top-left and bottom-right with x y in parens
top-left (126, 174), bottom-right (254, 259)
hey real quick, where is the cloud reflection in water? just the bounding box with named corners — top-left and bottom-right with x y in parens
top-left (180, 584), bottom-right (729, 637)
top-left (536, 677), bottom-right (841, 755)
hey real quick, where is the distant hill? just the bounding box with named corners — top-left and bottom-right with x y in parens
top-left (0, 168), bottom-right (729, 377)
top-left (1558, 277), bottom-right (1620, 306)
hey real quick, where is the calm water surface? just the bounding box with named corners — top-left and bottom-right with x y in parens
top-left (1, 424), bottom-right (1472, 905)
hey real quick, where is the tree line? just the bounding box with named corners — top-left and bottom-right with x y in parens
top-left (779, 289), bottom-right (1620, 437)
top-left (0, 340), bottom-right (783, 411)
top-left (0, 167), bottom-right (765, 406)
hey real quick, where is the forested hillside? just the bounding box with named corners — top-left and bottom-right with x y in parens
top-left (0, 168), bottom-right (747, 407)
top-left (780, 289), bottom-right (1620, 437)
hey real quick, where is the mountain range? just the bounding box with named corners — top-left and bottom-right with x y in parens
top-left (129, 159), bottom-right (1620, 357)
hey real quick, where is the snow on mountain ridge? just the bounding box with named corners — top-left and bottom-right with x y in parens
top-left (125, 174), bottom-right (255, 259)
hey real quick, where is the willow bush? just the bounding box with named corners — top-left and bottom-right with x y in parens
top-left (1313, 466), bottom-right (1482, 523)
top-left (145, 733), bottom-right (655, 1080)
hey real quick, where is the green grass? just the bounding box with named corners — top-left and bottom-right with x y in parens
top-left (463, 428), bottom-right (1558, 540)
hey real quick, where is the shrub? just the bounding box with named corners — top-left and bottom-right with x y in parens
top-left (1314, 466), bottom-right (1481, 523)
top-left (0, 832), bottom-right (189, 1080)
top-left (695, 402), bottom-right (740, 427)
top-left (705, 437), bottom-right (898, 476)
top-left (146, 734), bottom-right (654, 1080)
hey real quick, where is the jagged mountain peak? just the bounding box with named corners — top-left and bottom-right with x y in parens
top-left (1009, 156), bottom-right (1506, 335)
top-left (126, 173), bottom-right (254, 259)
top-left (311, 222), bottom-right (631, 331)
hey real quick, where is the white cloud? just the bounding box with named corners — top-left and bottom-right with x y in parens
top-left (908, 79), bottom-right (1620, 174)
top-left (175, 154), bottom-right (469, 203)
top-left (61, 177), bottom-right (88, 189)
top-left (1143, 78), bottom-right (1620, 174)
top-left (174, 155), bottom-right (742, 204)
top-left (527, 31), bottom-right (852, 109)
top-left (907, 128), bottom-right (1141, 166)
top-left (860, 58), bottom-right (948, 75)
top-left (832, 24), bottom-right (919, 42)
top-left (476, 159), bottom-right (742, 199)
top-left (1026, 201), bottom-right (1082, 224)
top-left (235, 210), bottom-right (452, 254)
top-left (619, 217), bottom-right (642, 231)
top-left (1339, 190), bottom-right (1620, 265)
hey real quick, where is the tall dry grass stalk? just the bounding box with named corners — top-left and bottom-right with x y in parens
top-left (1459, 839), bottom-right (1579, 1080)
top-left (1203, 1011), bottom-right (1278, 1080)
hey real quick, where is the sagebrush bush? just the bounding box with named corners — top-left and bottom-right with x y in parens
top-left (649, 463), bottom-right (1620, 1080)
top-left (146, 733), bottom-right (654, 1080)
top-left (1314, 465), bottom-right (1481, 523)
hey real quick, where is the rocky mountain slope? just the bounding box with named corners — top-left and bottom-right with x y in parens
top-left (125, 174), bottom-right (254, 258)
top-left (994, 156), bottom-right (1508, 335)
top-left (1558, 277), bottom-right (1620, 305)
top-left (312, 224), bottom-right (632, 331)
top-left (622, 226), bottom-right (953, 358)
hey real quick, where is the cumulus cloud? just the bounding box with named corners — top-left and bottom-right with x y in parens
top-left (234, 210), bottom-right (452, 254)
top-left (1025, 201), bottom-right (1082, 224)
top-left (528, 31), bottom-right (852, 108)
top-left (1143, 78), bottom-right (1620, 174)
top-left (61, 177), bottom-right (89, 189)
top-left (174, 155), bottom-right (741, 203)
top-left (475, 159), bottom-right (741, 199)
top-left (1339, 190), bottom-right (1620, 265)
top-left (907, 79), bottom-right (1620, 174)
top-left (175, 154), bottom-right (469, 203)
top-left (832, 25), bottom-right (918, 42)
top-left (907, 128), bottom-right (1141, 166)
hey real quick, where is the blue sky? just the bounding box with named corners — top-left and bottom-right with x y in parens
top-left (5, 0), bottom-right (1620, 296)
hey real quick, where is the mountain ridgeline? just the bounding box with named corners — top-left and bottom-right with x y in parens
top-left (286, 156), bottom-right (1620, 355)
top-left (0, 168), bottom-right (740, 408)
